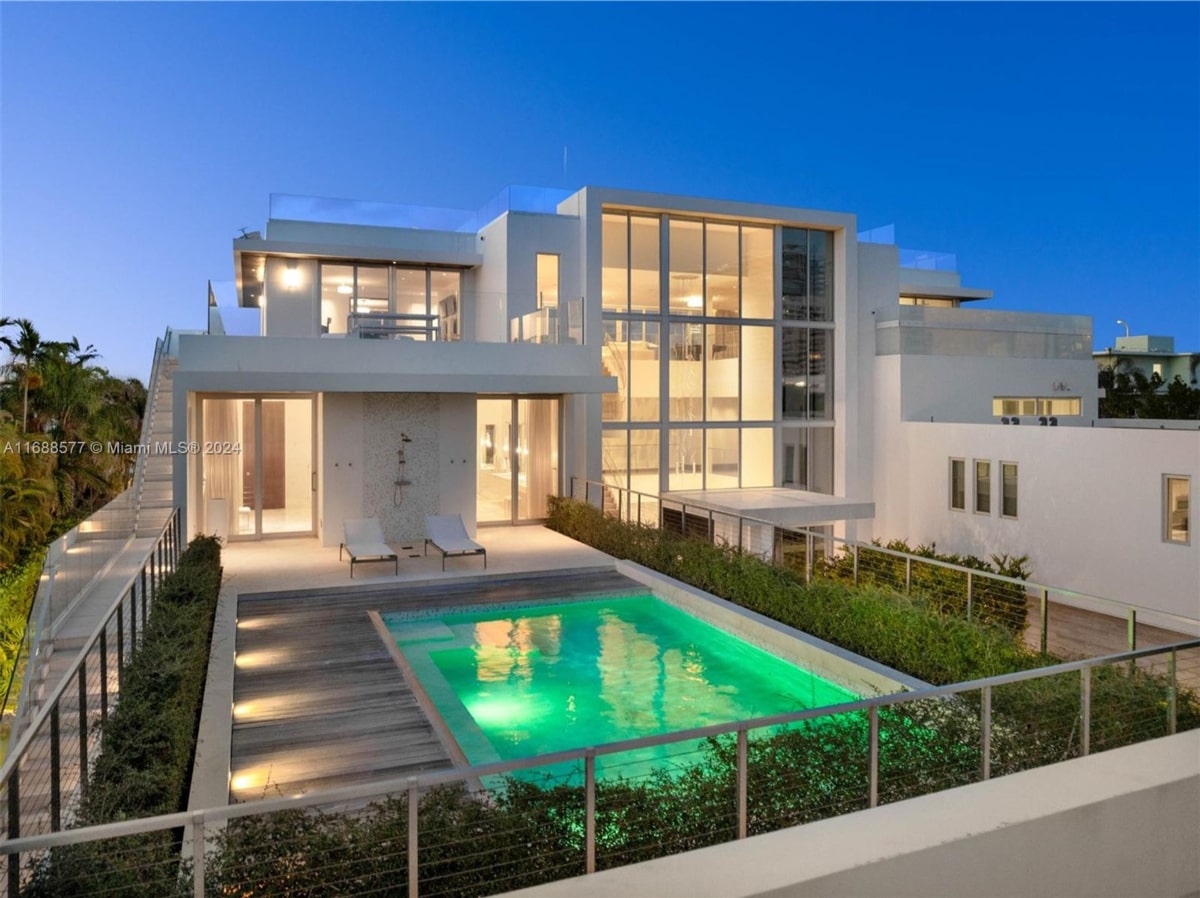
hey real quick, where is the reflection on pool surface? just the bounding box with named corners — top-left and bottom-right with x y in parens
top-left (384, 595), bottom-right (859, 776)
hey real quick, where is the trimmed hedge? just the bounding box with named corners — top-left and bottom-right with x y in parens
top-left (819, 539), bottom-right (1030, 637)
top-left (204, 683), bottom-right (1194, 897)
top-left (546, 495), bottom-right (1042, 685)
top-left (18, 508), bottom-right (1198, 898)
top-left (24, 535), bottom-right (222, 898)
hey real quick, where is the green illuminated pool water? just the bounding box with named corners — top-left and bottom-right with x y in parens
top-left (384, 595), bottom-right (859, 777)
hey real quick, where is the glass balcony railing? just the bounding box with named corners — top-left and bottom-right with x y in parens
top-left (268, 186), bottom-right (575, 234)
top-left (207, 288), bottom-right (586, 346)
top-left (509, 299), bottom-right (585, 346)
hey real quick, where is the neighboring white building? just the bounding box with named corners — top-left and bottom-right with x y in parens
top-left (174, 186), bottom-right (1198, 622)
top-left (1094, 333), bottom-right (1200, 387)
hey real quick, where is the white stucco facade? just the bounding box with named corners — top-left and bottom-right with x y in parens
top-left (171, 184), bottom-right (1197, 621)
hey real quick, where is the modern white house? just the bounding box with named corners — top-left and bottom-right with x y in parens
top-left (176, 185), bottom-right (1198, 623)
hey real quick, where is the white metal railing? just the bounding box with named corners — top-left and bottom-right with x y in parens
top-left (569, 477), bottom-right (1200, 659)
top-left (0, 509), bottom-right (180, 858)
top-left (348, 311), bottom-right (440, 341)
top-left (0, 637), bottom-right (1194, 896)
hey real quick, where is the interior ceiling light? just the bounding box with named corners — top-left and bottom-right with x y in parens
top-left (337, 284), bottom-right (352, 295)
top-left (686, 295), bottom-right (703, 309)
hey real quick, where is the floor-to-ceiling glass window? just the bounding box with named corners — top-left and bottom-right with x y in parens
top-left (201, 398), bottom-right (254, 538)
top-left (517, 398), bottom-right (559, 520)
top-left (318, 264), bottom-right (462, 341)
top-left (201, 395), bottom-right (314, 538)
top-left (602, 211), bottom-right (778, 495)
top-left (477, 397), bottom-right (559, 524)
top-left (781, 226), bottom-right (835, 493)
top-left (477, 398), bottom-right (514, 524)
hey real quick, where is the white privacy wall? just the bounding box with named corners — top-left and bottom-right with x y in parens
top-left (872, 412), bottom-right (1200, 622)
top-left (319, 392), bottom-right (480, 548)
top-left (362, 393), bottom-right (441, 545)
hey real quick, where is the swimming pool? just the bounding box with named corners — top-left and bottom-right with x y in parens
top-left (383, 594), bottom-right (861, 777)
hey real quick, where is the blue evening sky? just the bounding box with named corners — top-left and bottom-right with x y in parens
top-left (2, 2), bottom-right (1197, 380)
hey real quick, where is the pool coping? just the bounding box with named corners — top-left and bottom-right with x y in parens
top-left (614, 561), bottom-right (931, 695)
top-left (376, 566), bottom-right (929, 777)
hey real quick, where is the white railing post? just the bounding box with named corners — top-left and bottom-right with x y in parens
top-left (1080, 665), bottom-right (1092, 757)
top-left (1167, 649), bottom-right (1177, 735)
top-left (736, 728), bottom-right (748, 839)
top-left (1039, 588), bottom-right (1050, 655)
top-left (585, 749), bottom-right (596, 874)
top-left (981, 685), bottom-right (992, 781)
top-left (192, 811), bottom-right (206, 898)
top-left (868, 707), bottom-right (879, 808)
top-left (407, 778), bottom-right (419, 898)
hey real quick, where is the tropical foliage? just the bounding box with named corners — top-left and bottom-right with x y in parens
top-left (1098, 363), bottom-right (1200, 419)
top-left (0, 317), bottom-right (146, 568)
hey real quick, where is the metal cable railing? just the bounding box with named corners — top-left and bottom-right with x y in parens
top-left (0, 638), bottom-right (1194, 897)
top-left (0, 509), bottom-right (181, 870)
top-left (568, 477), bottom-right (1200, 664)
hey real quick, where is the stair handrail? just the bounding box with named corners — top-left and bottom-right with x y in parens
top-left (131, 328), bottom-right (172, 532)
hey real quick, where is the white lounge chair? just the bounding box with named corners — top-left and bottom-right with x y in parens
top-left (339, 518), bottom-right (398, 578)
top-left (425, 514), bottom-right (487, 571)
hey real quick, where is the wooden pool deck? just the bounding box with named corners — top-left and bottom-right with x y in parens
top-left (229, 567), bottom-right (645, 802)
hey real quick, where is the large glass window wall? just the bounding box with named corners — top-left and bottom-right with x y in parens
top-left (601, 210), bottom-right (784, 492)
top-left (781, 226), bottom-right (834, 421)
top-left (318, 264), bottom-right (461, 339)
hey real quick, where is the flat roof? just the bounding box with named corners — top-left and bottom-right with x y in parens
top-left (663, 488), bottom-right (875, 529)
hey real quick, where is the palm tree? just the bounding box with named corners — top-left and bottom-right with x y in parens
top-left (0, 318), bottom-right (71, 433)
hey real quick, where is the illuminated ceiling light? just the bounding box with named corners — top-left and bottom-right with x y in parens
top-left (337, 284), bottom-right (352, 295)
top-left (685, 295), bottom-right (703, 309)
top-left (283, 260), bottom-right (302, 290)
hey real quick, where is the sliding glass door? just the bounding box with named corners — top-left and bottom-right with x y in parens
top-left (201, 395), bottom-right (315, 538)
top-left (477, 397), bottom-right (559, 524)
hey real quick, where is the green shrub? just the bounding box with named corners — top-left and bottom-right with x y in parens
top-left (818, 539), bottom-right (1030, 637)
top-left (23, 535), bottom-right (222, 898)
top-left (0, 549), bottom-right (45, 713)
top-left (546, 496), bottom-right (1040, 685)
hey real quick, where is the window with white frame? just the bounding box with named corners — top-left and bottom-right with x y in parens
top-left (1001, 462), bottom-right (1018, 518)
top-left (974, 460), bottom-right (991, 514)
top-left (1164, 475), bottom-right (1190, 544)
top-left (950, 458), bottom-right (966, 511)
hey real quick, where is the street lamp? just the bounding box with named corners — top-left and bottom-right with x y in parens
top-left (1116, 319), bottom-right (1130, 338)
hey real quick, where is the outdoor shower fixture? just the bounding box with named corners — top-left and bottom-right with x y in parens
top-left (394, 433), bottom-right (414, 506)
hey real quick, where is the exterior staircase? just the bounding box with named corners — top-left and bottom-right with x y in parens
top-left (133, 349), bottom-right (178, 537)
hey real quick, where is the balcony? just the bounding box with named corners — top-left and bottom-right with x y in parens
top-left (209, 289), bottom-right (586, 346)
top-left (876, 305), bottom-right (1093, 360)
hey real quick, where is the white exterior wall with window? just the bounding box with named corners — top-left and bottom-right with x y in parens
top-left (180, 184), bottom-right (1195, 621)
top-left (870, 417), bottom-right (1200, 624)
